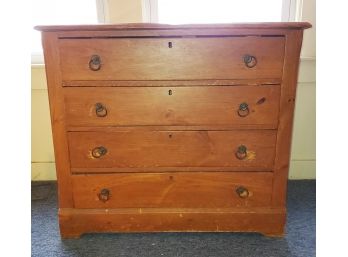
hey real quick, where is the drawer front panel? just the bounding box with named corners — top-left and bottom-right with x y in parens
top-left (59, 37), bottom-right (285, 81)
top-left (64, 85), bottom-right (280, 127)
top-left (68, 130), bottom-right (276, 170)
top-left (72, 172), bottom-right (273, 208)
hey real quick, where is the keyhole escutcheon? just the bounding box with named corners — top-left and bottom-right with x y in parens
top-left (168, 89), bottom-right (172, 95)
top-left (168, 42), bottom-right (173, 48)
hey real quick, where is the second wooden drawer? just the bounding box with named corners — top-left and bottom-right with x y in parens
top-left (64, 85), bottom-right (280, 128)
top-left (68, 130), bottom-right (276, 171)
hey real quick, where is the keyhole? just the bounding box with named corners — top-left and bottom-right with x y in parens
top-left (168, 42), bottom-right (173, 48)
top-left (169, 134), bottom-right (172, 138)
top-left (168, 89), bottom-right (172, 95)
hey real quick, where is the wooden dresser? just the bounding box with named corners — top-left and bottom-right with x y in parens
top-left (36, 23), bottom-right (311, 238)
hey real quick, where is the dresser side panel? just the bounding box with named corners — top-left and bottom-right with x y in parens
top-left (42, 32), bottom-right (73, 207)
top-left (272, 30), bottom-right (304, 206)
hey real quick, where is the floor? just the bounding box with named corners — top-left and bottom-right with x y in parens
top-left (32, 180), bottom-right (315, 257)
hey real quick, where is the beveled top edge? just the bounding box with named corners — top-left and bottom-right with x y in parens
top-left (34, 22), bottom-right (312, 32)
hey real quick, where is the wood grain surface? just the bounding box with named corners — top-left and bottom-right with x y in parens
top-left (72, 172), bottom-right (273, 208)
top-left (272, 30), bottom-right (305, 206)
top-left (64, 85), bottom-right (280, 127)
top-left (68, 130), bottom-right (277, 170)
top-left (41, 32), bottom-right (73, 207)
top-left (59, 37), bottom-right (285, 80)
top-left (59, 207), bottom-right (286, 238)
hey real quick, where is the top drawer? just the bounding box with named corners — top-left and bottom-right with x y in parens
top-left (58, 36), bottom-right (285, 81)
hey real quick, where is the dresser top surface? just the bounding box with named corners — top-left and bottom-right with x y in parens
top-left (35, 22), bottom-right (311, 32)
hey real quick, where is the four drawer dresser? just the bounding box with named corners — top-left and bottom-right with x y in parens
top-left (36, 23), bottom-right (311, 238)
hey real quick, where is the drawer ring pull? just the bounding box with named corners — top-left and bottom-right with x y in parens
top-left (89, 55), bottom-right (102, 71)
top-left (237, 102), bottom-right (249, 117)
top-left (235, 145), bottom-right (247, 160)
top-left (92, 146), bottom-right (108, 158)
top-left (98, 188), bottom-right (110, 202)
top-left (243, 54), bottom-right (257, 68)
top-left (95, 103), bottom-right (107, 117)
top-left (236, 186), bottom-right (249, 198)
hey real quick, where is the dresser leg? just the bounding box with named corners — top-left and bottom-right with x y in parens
top-left (261, 228), bottom-right (285, 237)
top-left (262, 232), bottom-right (284, 238)
top-left (60, 231), bottom-right (83, 239)
top-left (59, 208), bottom-right (83, 239)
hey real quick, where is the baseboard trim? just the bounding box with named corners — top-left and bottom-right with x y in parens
top-left (289, 160), bottom-right (316, 179)
top-left (31, 162), bottom-right (57, 180)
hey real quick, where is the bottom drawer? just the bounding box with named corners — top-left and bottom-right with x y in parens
top-left (72, 172), bottom-right (273, 208)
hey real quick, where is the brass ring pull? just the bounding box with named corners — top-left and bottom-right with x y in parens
top-left (236, 186), bottom-right (249, 198)
top-left (235, 145), bottom-right (247, 160)
top-left (92, 146), bottom-right (107, 158)
top-left (243, 54), bottom-right (257, 68)
top-left (89, 55), bottom-right (101, 71)
top-left (95, 103), bottom-right (107, 117)
top-left (98, 188), bottom-right (110, 202)
top-left (237, 102), bottom-right (250, 117)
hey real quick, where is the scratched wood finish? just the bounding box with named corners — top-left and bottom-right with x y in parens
top-left (59, 207), bottom-right (286, 238)
top-left (68, 130), bottom-right (277, 170)
top-left (64, 85), bottom-right (280, 127)
top-left (72, 172), bottom-right (273, 208)
top-left (59, 37), bottom-right (285, 81)
top-left (36, 23), bottom-right (311, 238)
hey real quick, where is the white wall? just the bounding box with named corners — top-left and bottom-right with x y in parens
top-left (289, 0), bottom-right (316, 179)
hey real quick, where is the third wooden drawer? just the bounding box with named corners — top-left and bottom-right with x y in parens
top-left (68, 130), bottom-right (277, 172)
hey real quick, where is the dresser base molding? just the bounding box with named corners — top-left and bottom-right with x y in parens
top-left (59, 207), bottom-right (286, 239)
